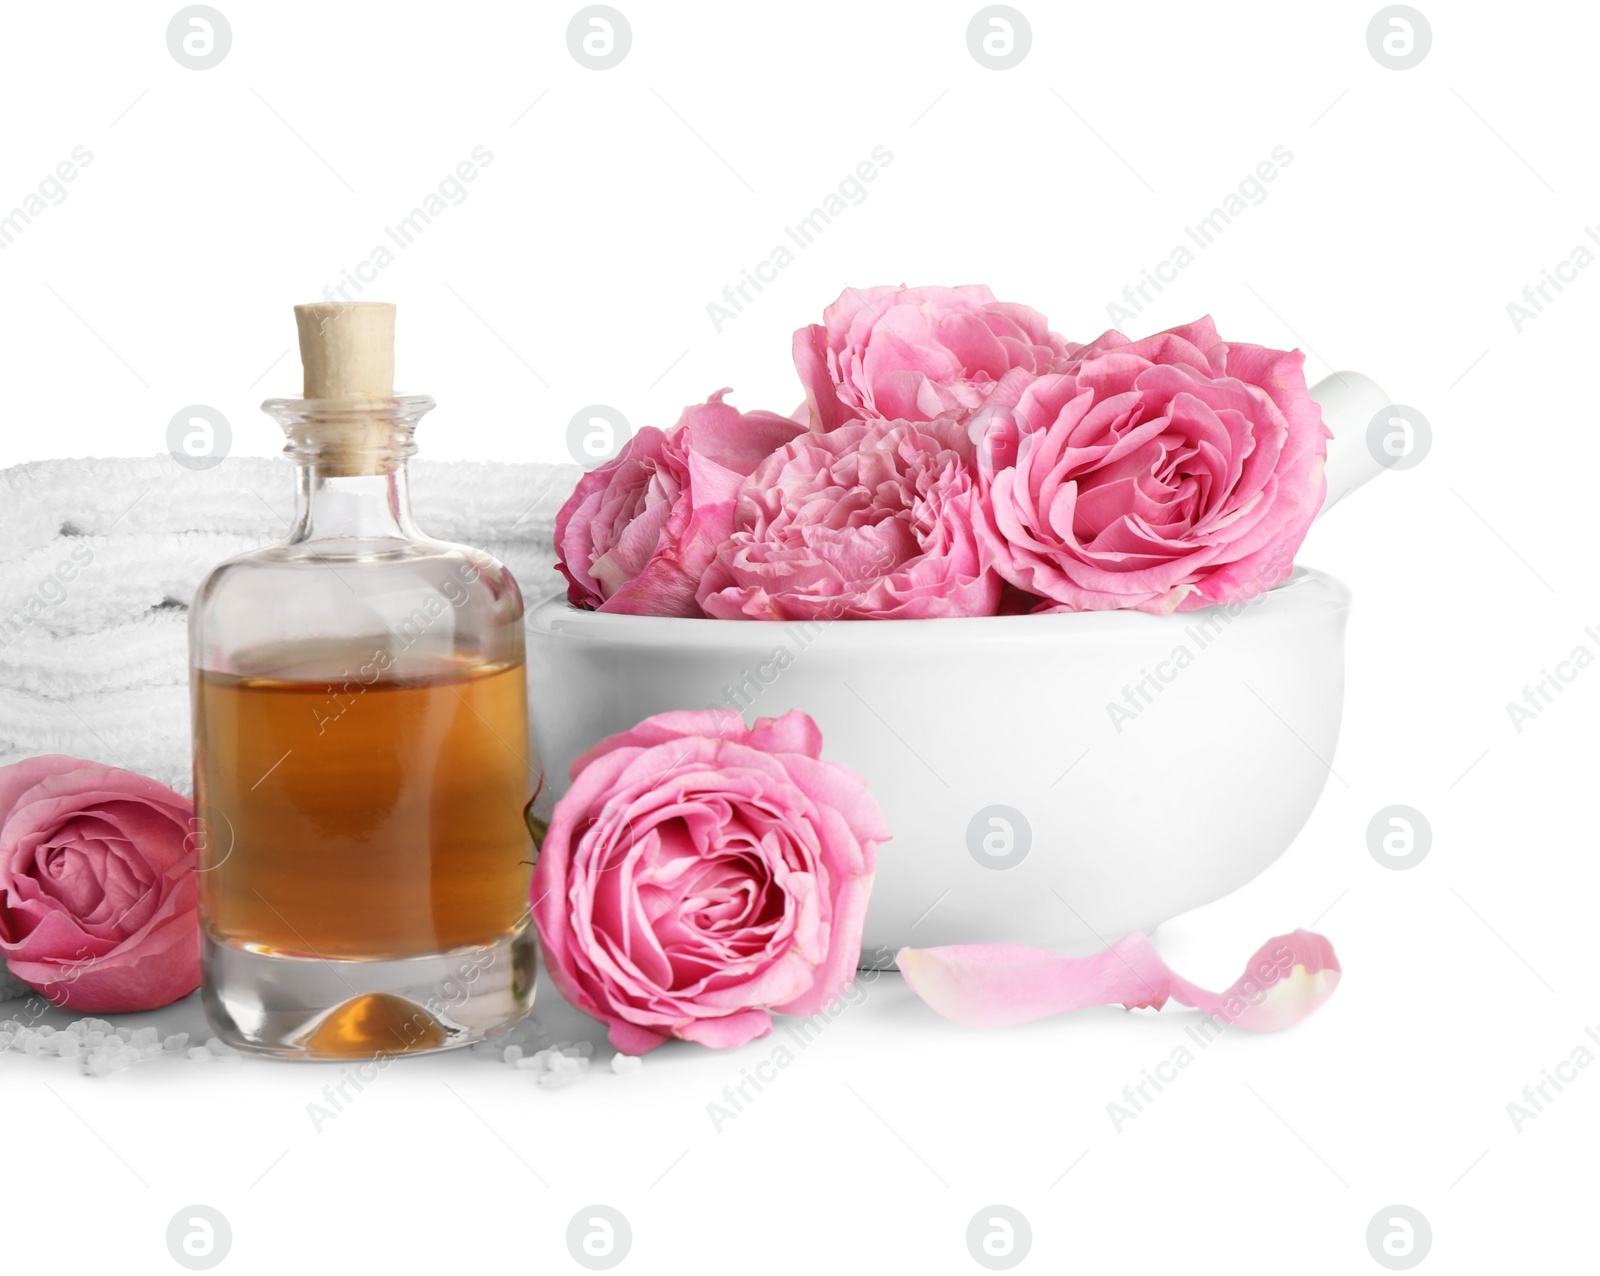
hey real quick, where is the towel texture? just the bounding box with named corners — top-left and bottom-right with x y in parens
top-left (0, 455), bottom-right (580, 792)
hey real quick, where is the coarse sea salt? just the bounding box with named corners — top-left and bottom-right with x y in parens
top-left (3, 1008), bottom-right (617, 1080)
top-left (0, 1011), bottom-right (254, 1076)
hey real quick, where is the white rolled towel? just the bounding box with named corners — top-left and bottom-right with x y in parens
top-left (0, 683), bottom-right (190, 793)
top-left (0, 456), bottom-right (579, 556)
top-left (0, 455), bottom-right (582, 793)
top-left (1, 532), bottom-right (271, 644)
top-left (1, 531), bottom-right (569, 648)
top-left (0, 612), bottom-right (188, 698)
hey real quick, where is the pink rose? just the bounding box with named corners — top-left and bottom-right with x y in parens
top-left (555, 390), bottom-right (806, 616)
top-left (0, 756), bottom-right (199, 1012)
top-left (974, 316), bottom-right (1329, 613)
top-left (697, 418), bottom-right (1001, 620)
top-left (532, 709), bottom-right (886, 1052)
top-left (794, 284), bottom-right (1071, 430)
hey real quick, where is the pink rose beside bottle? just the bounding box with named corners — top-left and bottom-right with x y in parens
top-left (531, 709), bottom-right (886, 1052)
top-left (0, 756), bottom-right (199, 1013)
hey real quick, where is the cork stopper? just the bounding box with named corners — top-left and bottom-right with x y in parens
top-left (275, 302), bottom-right (419, 477)
top-left (294, 302), bottom-right (395, 400)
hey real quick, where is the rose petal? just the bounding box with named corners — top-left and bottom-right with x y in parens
top-left (895, 929), bottom-right (1339, 1031)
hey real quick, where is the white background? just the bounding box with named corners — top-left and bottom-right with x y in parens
top-left (3, 0), bottom-right (1596, 1271)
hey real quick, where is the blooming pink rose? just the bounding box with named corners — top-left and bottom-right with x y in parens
top-left (0, 756), bottom-right (199, 1012)
top-left (794, 284), bottom-right (1071, 430)
top-left (532, 709), bottom-right (886, 1052)
top-left (973, 316), bottom-right (1329, 613)
top-left (697, 418), bottom-right (1001, 620)
top-left (555, 390), bottom-right (806, 616)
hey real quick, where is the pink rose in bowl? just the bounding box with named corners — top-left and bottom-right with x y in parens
top-left (697, 418), bottom-right (1001, 620)
top-left (532, 709), bottom-right (886, 1052)
top-left (0, 756), bottom-right (199, 1012)
top-left (555, 390), bottom-right (806, 617)
top-left (973, 316), bottom-right (1329, 613)
top-left (794, 284), bottom-right (1071, 430)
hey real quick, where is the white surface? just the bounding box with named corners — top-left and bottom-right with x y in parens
top-left (3, 1), bottom-right (1596, 1272)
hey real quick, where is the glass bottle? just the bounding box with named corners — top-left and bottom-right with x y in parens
top-left (189, 302), bottom-right (537, 1059)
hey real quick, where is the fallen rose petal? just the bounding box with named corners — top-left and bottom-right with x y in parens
top-left (1164, 930), bottom-right (1340, 1031)
top-left (895, 929), bottom-right (1338, 1031)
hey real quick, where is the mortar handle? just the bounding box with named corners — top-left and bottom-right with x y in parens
top-left (1308, 371), bottom-right (1393, 519)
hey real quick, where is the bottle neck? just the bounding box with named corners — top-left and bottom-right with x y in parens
top-left (262, 395), bottom-right (434, 545)
top-left (290, 465), bottom-right (420, 544)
